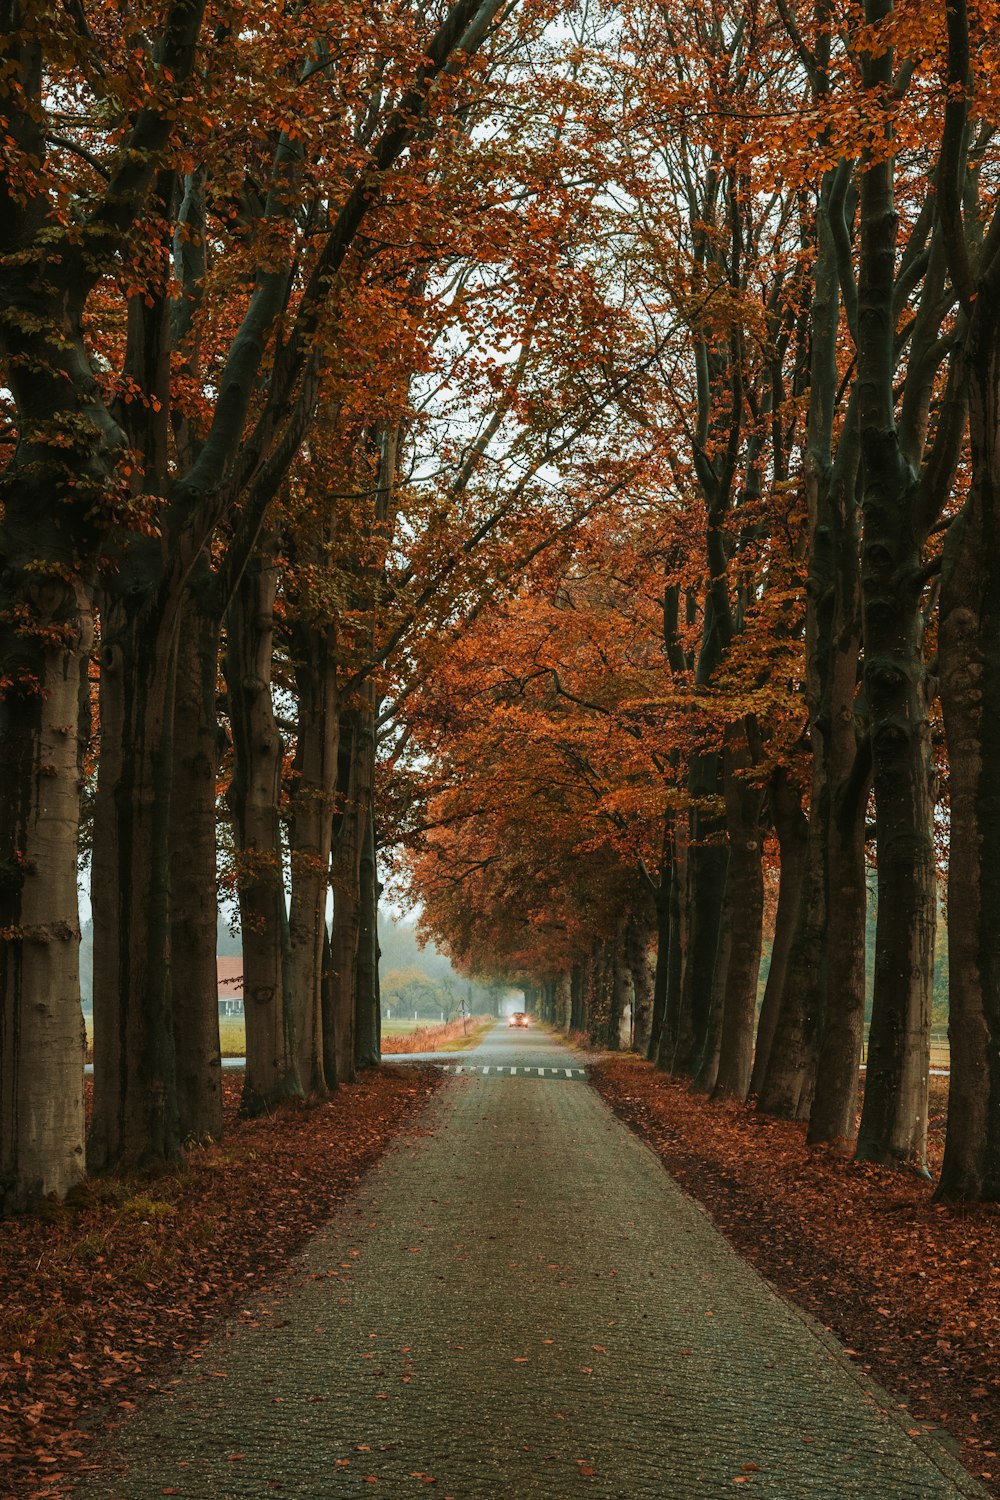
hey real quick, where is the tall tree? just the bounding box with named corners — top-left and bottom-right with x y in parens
top-left (1, 0), bottom-right (518, 1200)
top-left (852, 1), bottom-right (965, 1171)
top-left (936, 0), bottom-right (1000, 1201)
top-left (0, 0), bottom-right (208, 1209)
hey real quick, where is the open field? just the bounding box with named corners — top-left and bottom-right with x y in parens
top-left (86, 1014), bottom-right (495, 1060)
top-left (219, 1017), bottom-right (245, 1057)
top-left (217, 1014), bottom-right (494, 1056)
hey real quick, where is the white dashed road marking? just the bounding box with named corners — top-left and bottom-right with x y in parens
top-left (439, 1065), bottom-right (588, 1080)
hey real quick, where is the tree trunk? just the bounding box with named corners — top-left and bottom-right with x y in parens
top-left (330, 693), bottom-right (375, 1084)
top-left (608, 925), bottom-right (628, 1051)
top-left (586, 943), bottom-right (608, 1044)
top-left (655, 830), bottom-right (687, 1073)
top-left (646, 819), bottom-right (672, 1062)
top-left (807, 746), bottom-right (869, 1144)
top-left (224, 549), bottom-right (301, 1116)
top-left (749, 770), bottom-right (807, 1097)
top-left (651, 586), bottom-right (690, 1067)
top-left (555, 970), bottom-right (572, 1032)
top-left (627, 915), bottom-right (654, 1055)
top-left (169, 585), bottom-right (223, 1144)
top-left (570, 963), bottom-right (585, 1032)
top-left (757, 788), bottom-right (826, 1123)
top-left (854, 694), bottom-right (934, 1172)
top-left (0, 573), bottom-right (92, 1214)
top-left (694, 864), bottom-right (731, 1094)
top-left (757, 150), bottom-right (868, 1134)
top-left (89, 600), bottom-right (182, 1171)
top-left (0, 182), bottom-right (157, 1206)
top-left (327, 711), bottom-right (357, 1086)
top-left (713, 724), bottom-right (766, 1101)
top-left (329, 810), bottom-right (361, 1087)
top-left (937, 302), bottom-right (1000, 1200)
top-left (854, 112), bottom-right (934, 1171)
top-left (647, 884), bottom-right (670, 1062)
top-left (286, 628), bottom-right (339, 1097)
top-left (354, 801), bottom-right (381, 1071)
top-left (755, 149), bottom-right (866, 1129)
top-left (320, 919), bottom-right (337, 1089)
top-left (676, 768), bottom-right (728, 1076)
top-left (806, 433), bottom-right (869, 1145)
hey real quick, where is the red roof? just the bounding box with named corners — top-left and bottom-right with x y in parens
top-left (217, 957), bottom-right (244, 998)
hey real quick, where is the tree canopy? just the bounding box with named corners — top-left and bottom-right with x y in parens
top-left (3, 0), bottom-right (1000, 1216)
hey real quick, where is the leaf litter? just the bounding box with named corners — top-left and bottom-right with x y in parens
top-left (591, 1057), bottom-right (1000, 1495)
top-left (0, 1066), bottom-right (443, 1498)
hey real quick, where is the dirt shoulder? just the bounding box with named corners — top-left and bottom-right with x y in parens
top-left (0, 1066), bottom-right (444, 1499)
top-left (590, 1056), bottom-right (1000, 1497)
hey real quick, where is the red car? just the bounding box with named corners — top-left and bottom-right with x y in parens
top-left (508, 1011), bottom-right (530, 1028)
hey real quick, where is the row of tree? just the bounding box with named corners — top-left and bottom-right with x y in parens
top-left (1, 0), bottom-right (644, 1213)
top-left (3, 0), bottom-right (1000, 1216)
top-left (402, 0), bottom-right (1000, 1204)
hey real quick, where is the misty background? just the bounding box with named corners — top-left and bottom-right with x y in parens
top-left (78, 907), bottom-right (505, 1021)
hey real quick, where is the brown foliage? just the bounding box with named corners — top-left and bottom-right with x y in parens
top-left (591, 1058), bottom-right (1000, 1495)
top-left (0, 1068), bottom-right (443, 1498)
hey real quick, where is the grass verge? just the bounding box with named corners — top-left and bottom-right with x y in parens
top-left (380, 1015), bottom-right (494, 1053)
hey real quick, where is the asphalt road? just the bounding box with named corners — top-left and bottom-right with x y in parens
top-left (75, 1023), bottom-right (983, 1499)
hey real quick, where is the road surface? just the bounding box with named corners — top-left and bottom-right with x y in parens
top-left (75, 1023), bottom-right (982, 1499)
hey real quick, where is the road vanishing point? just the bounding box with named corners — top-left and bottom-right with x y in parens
top-left (77, 1024), bottom-right (984, 1499)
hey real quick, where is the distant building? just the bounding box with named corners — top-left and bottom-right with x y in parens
top-left (217, 957), bottom-right (244, 1016)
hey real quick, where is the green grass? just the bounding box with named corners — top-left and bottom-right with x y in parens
top-left (219, 1017), bottom-right (246, 1057)
top-left (437, 1019), bottom-right (495, 1051)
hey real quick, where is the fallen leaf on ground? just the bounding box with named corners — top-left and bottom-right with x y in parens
top-left (0, 1068), bottom-right (445, 1500)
